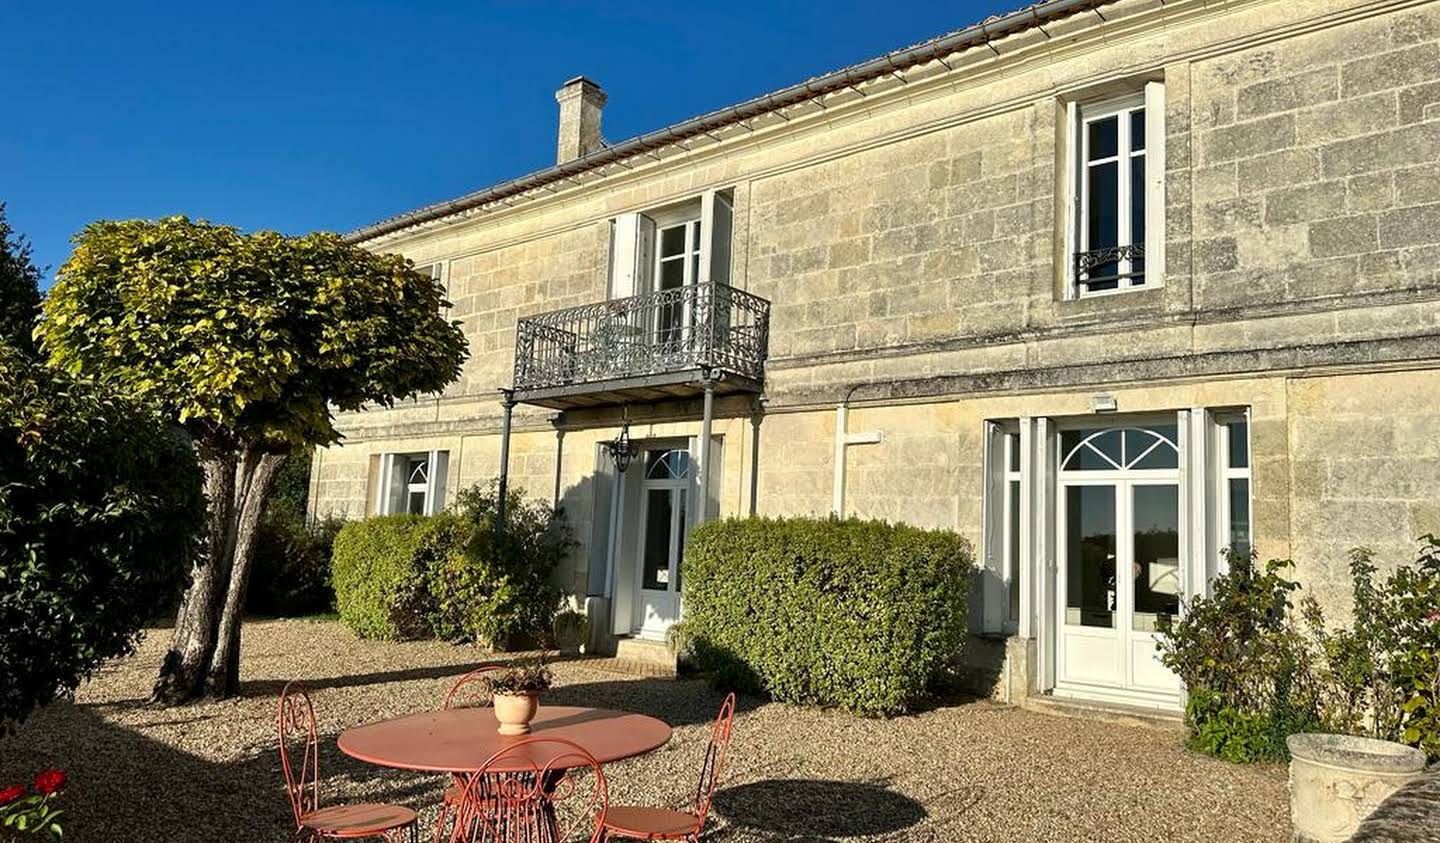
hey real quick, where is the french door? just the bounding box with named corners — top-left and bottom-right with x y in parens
top-left (634, 449), bottom-right (691, 639)
top-left (1056, 425), bottom-right (1183, 707)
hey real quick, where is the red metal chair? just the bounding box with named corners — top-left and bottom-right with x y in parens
top-left (599, 693), bottom-right (737, 842)
top-left (448, 737), bottom-right (608, 843)
top-left (277, 682), bottom-right (418, 842)
top-left (433, 665), bottom-right (505, 843)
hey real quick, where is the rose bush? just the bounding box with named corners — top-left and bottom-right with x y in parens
top-left (0, 769), bottom-right (66, 838)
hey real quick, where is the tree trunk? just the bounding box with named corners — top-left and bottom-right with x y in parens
top-left (205, 449), bottom-right (285, 697)
top-left (153, 440), bottom-right (285, 703)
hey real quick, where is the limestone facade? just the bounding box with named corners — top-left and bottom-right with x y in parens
top-left (313, 0), bottom-right (1440, 652)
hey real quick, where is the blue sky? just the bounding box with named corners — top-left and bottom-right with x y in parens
top-left (2, 1), bottom-right (1014, 285)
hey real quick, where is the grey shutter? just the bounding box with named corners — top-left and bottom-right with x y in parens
top-left (586, 445), bottom-right (616, 597)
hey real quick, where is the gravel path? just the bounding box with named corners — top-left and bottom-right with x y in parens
top-left (0, 619), bottom-right (1289, 842)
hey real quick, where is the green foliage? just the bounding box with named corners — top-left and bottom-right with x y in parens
top-left (680, 516), bottom-right (975, 717)
top-left (1162, 543), bottom-right (1440, 763)
top-left (0, 346), bottom-right (204, 730)
top-left (330, 482), bottom-right (570, 646)
top-left (1305, 540), bottom-right (1440, 761)
top-left (427, 483), bottom-right (571, 648)
top-left (38, 216), bottom-right (467, 449)
top-left (481, 658), bottom-right (554, 695)
top-left (330, 514), bottom-right (462, 640)
top-left (0, 203), bottom-right (43, 356)
top-left (247, 451), bottom-right (341, 617)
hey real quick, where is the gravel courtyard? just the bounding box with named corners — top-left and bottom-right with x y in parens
top-left (0, 619), bottom-right (1289, 842)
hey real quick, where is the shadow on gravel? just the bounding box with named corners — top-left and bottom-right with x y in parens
top-left (0, 704), bottom-right (445, 843)
top-left (712, 778), bottom-right (927, 840)
top-left (545, 677), bottom-right (763, 728)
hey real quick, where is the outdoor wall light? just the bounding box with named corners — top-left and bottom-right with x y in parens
top-left (605, 416), bottom-right (639, 472)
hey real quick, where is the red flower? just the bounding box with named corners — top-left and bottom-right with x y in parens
top-left (0, 785), bottom-right (24, 806)
top-left (33, 769), bottom-right (65, 795)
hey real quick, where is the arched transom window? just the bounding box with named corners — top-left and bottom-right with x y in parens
top-left (645, 449), bottom-right (691, 481)
top-left (1060, 424), bottom-right (1178, 471)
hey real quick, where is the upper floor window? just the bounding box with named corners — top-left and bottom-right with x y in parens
top-left (608, 189), bottom-right (733, 301)
top-left (1066, 82), bottom-right (1165, 299)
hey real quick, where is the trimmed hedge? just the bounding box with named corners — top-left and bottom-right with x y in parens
top-left (331, 514), bottom-right (466, 640)
top-left (680, 516), bottom-right (974, 717)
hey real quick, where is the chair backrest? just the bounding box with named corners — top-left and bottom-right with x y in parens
top-left (450, 737), bottom-right (607, 843)
top-left (276, 682), bottom-right (321, 826)
top-left (443, 663), bottom-right (505, 710)
top-left (690, 692), bottom-right (738, 826)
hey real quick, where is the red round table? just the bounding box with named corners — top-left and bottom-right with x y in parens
top-left (337, 705), bottom-right (672, 773)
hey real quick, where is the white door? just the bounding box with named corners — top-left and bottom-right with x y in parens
top-left (652, 219), bottom-right (701, 352)
top-left (634, 448), bottom-right (691, 640)
top-left (1056, 424), bottom-right (1183, 708)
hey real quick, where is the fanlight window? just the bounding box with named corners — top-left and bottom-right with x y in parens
top-left (407, 458), bottom-right (429, 486)
top-left (1061, 425), bottom-right (1178, 471)
top-left (645, 449), bottom-right (691, 480)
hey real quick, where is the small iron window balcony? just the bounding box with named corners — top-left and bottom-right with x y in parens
top-left (511, 282), bottom-right (770, 409)
top-left (1075, 244), bottom-right (1145, 295)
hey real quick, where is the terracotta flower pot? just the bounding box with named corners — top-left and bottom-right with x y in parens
top-left (493, 692), bottom-right (540, 736)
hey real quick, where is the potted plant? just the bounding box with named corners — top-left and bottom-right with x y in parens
top-left (484, 658), bottom-right (553, 735)
top-left (553, 608), bottom-right (589, 655)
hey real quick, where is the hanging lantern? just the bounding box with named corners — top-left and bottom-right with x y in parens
top-left (606, 416), bottom-right (638, 472)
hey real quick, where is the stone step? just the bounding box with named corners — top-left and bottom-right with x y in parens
top-left (613, 637), bottom-right (678, 671)
top-left (1020, 693), bottom-right (1186, 732)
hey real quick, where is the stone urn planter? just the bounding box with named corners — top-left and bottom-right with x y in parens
top-left (1287, 733), bottom-right (1426, 843)
top-left (493, 692), bottom-right (540, 736)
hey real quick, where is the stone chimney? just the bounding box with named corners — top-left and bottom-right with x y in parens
top-left (555, 76), bottom-right (606, 165)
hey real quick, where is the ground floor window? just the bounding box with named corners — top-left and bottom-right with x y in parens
top-left (375, 450), bottom-right (449, 515)
top-left (1217, 414), bottom-right (1252, 559)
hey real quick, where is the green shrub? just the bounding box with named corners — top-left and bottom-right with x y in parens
top-left (331, 514), bottom-right (465, 640)
top-left (427, 483), bottom-right (571, 648)
top-left (1306, 539), bottom-right (1440, 761)
top-left (248, 452), bottom-right (342, 617)
top-left (1158, 553), bottom-right (1323, 762)
top-left (1162, 542), bottom-right (1440, 763)
top-left (679, 515), bottom-right (974, 717)
top-left (0, 346), bottom-right (205, 730)
top-left (249, 514), bottom-right (343, 617)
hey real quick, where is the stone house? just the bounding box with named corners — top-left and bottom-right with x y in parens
top-left (312, 0), bottom-right (1440, 712)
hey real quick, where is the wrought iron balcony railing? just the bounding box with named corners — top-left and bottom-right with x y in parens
top-left (513, 282), bottom-right (770, 396)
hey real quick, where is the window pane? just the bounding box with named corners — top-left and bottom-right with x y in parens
top-left (1130, 109), bottom-right (1146, 151)
top-left (407, 490), bottom-right (426, 515)
top-left (675, 489), bottom-right (688, 590)
top-left (659, 256), bottom-right (684, 291)
top-left (642, 489), bottom-right (674, 590)
top-left (1087, 116), bottom-right (1118, 161)
top-left (1061, 428), bottom-right (1122, 470)
top-left (1087, 161), bottom-right (1118, 250)
top-left (660, 225), bottom-right (686, 258)
top-left (1228, 478), bottom-right (1251, 556)
top-left (1066, 485), bottom-right (1116, 628)
top-left (1124, 424), bottom-right (1177, 469)
top-left (1007, 433), bottom-right (1020, 473)
top-left (1132, 484), bottom-right (1180, 633)
top-left (1007, 480), bottom-right (1021, 623)
top-left (1227, 420), bottom-right (1249, 468)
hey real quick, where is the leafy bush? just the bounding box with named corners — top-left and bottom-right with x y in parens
top-left (331, 482), bottom-right (570, 646)
top-left (1158, 554), bottom-right (1323, 762)
top-left (247, 452), bottom-right (341, 617)
top-left (427, 483), bottom-right (571, 648)
top-left (679, 516), bottom-right (974, 717)
top-left (1162, 542), bottom-right (1440, 763)
top-left (1305, 540), bottom-right (1440, 761)
top-left (0, 346), bottom-right (204, 730)
top-left (331, 514), bottom-right (464, 640)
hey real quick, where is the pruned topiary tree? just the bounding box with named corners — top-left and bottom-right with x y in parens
top-left (38, 217), bottom-right (467, 702)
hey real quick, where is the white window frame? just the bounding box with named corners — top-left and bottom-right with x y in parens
top-left (376, 450), bottom-right (449, 516)
top-left (982, 421), bottom-right (1025, 636)
top-left (1215, 411), bottom-right (1253, 567)
top-left (1065, 81), bottom-right (1166, 299)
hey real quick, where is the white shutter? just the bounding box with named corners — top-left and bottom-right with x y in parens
top-left (980, 422), bottom-right (1006, 635)
top-left (1062, 100), bottom-right (1082, 300)
top-left (426, 450), bottom-right (449, 515)
top-left (699, 189), bottom-right (733, 286)
top-left (1144, 80), bottom-right (1167, 288)
top-left (608, 214), bottom-right (640, 299)
top-left (636, 214), bottom-right (656, 296)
